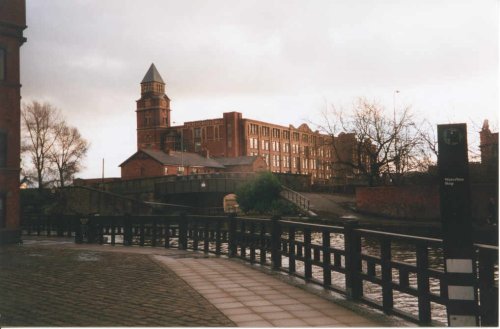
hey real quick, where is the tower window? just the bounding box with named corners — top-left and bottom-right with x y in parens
top-left (144, 113), bottom-right (151, 126)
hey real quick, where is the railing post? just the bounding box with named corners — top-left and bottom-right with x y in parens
top-left (123, 214), bottom-right (132, 246)
top-left (416, 243), bottom-right (431, 324)
top-left (46, 215), bottom-right (51, 236)
top-left (289, 226), bottom-right (296, 274)
top-left (228, 213), bottom-right (237, 257)
top-left (74, 216), bottom-right (83, 244)
top-left (178, 212), bottom-right (188, 250)
top-left (260, 222), bottom-right (267, 265)
top-left (215, 219), bottom-right (222, 255)
top-left (56, 214), bottom-right (64, 237)
top-left (344, 220), bottom-right (362, 300)
top-left (240, 221), bottom-right (246, 259)
top-left (139, 220), bottom-right (145, 246)
top-left (304, 227), bottom-right (312, 280)
top-left (152, 217), bottom-right (157, 247)
top-left (322, 229), bottom-right (332, 287)
top-left (67, 215), bottom-right (73, 238)
top-left (249, 222), bottom-right (256, 263)
top-left (478, 248), bottom-right (498, 327)
top-left (164, 218), bottom-right (170, 248)
top-left (97, 217), bottom-right (104, 245)
top-left (110, 217), bottom-right (116, 246)
top-left (192, 219), bottom-right (199, 251)
top-left (87, 215), bottom-right (96, 244)
top-left (271, 215), bottom-right (282, 270)
top-left (381, 238), bottom-right (393, 314)
top-left (36, 214), bottom-right (41, 236)
top-left (203, 220), bottom-right (210, 254)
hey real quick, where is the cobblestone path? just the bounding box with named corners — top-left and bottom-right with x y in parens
top-left (0, 244), bottom-right (234, 327)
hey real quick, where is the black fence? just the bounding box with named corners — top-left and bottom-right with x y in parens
top-left (21, 214), bottom-right (498, 326)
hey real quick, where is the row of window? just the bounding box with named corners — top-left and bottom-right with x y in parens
top-left (193, 126), bottom-right (222, 141)
top-left (248, 138), bottom-right (332, 157)
top-left (248, 124), bottom-right (321, 144)
top-left (142, 111), bottom-right (168, 126)
top-left (261, 153), bottom-right (331, 170)
top-left (141, 82), bottom-right (164, 94)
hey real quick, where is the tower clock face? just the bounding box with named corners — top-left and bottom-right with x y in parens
top-left (442, 127), bottom-right (463, 146)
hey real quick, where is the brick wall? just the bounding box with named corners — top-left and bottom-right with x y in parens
top-left (121, 158), bottom-right (164, 179)
top-left (356, 184), bottom-right (497, 222)
top-left (356, 185), bottom-right (440, 220)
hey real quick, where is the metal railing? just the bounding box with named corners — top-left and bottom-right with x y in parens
top-left (280, 185), bottom-right (310, 212)
top-left (21, 214), bottom-right (498, 326)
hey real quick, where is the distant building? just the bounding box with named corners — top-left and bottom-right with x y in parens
top-left (0, 0), bottom-right (26, 244)
top-left (129, 64), bottom-right (369, 183)
top-left (120, 149), bottom-right (268, 180)
top-left (120, 149), bottom-right (225, 179)
top-left (479, 119), bottom-right (498, 166)
top-left (214, 156), bottom-right (268, 173)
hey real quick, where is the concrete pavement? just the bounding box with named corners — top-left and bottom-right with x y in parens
top-left (0, 237), bottom-right (409, 327)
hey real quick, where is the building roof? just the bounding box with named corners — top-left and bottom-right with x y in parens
top-left (141, 63), bottom-right (165, 84)
top-left (214, 156), bottom-right (261, 166)
top-left (120, 149), bottom-right (225, 169)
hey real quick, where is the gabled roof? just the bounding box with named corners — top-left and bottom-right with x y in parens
top-left (297, 123), bottom-right (313, 133)
top-left (141, 63), bottom-right (165, 84)
top-left (215, 156), bottom-right (262, 166)
top-left (120, 149), bottom-right (225, 169)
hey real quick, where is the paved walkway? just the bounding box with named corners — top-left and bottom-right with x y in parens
top-left (0, 237), bottom-right (409, 327)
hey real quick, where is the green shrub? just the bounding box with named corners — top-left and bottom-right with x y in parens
top-left (236, 171), bottom-right (282, 214)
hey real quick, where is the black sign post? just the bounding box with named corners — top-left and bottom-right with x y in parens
top-left (438, 123), bottom-right (478, 326)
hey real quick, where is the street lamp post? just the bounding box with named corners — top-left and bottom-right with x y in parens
top-left (180, 129), bottom-right (184, 175)
top-left (393, 90), bottom-right (400, 181)
top-left (173, 122), bottom-right (184, 175)
top-left (393, 90), bottom-right (400, 124)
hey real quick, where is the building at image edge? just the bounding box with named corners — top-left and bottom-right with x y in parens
top-left (0, 0), bottom-right (26, 244)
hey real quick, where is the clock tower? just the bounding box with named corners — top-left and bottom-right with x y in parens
top-left (136, 63), bottom-right (171, 150)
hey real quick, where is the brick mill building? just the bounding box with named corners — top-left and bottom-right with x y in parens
top-left (0, 0), bottom-right (26, 244)
top-left (480, 119), bottom-right (499, 167)
top-left (121, 64), bottom-right (367, 182)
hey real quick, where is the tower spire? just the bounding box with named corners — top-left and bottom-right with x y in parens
top-left (141, 63), bottom-right (165, 84)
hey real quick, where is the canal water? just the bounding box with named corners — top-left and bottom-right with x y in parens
top-left (304, 232), bottom-right (448, 324)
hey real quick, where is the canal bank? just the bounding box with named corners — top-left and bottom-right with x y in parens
top-left (302, 192), bottom-right (498, 245)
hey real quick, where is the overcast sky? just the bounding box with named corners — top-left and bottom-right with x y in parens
top-left (21, 0), bottom-right (498, 178)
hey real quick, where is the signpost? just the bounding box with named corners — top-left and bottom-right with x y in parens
top-left (437, 123), bottom-right (478, 326)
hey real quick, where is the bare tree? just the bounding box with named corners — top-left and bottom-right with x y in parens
top-left (22, 101), bottom-right (89, 188)
top-left (317, 97), bottom-right (435, 186)
top-left (21, 101), bottom-right (62, 189)
top-left (49, 121), bottom-right (90, 187)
